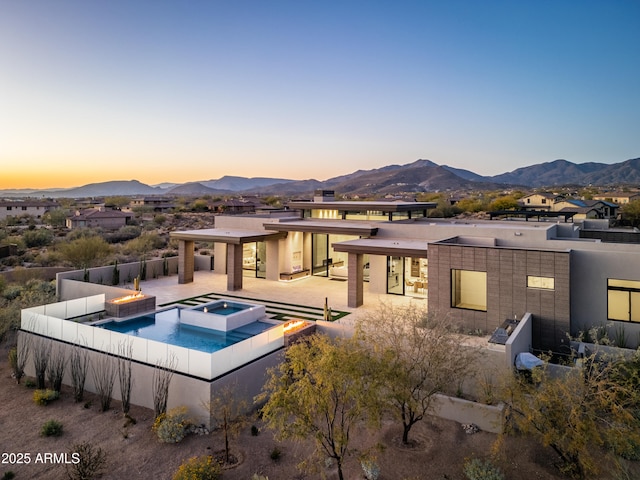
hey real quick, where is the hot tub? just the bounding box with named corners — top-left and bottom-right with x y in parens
top-left (179, 299), bottom-right (266, 332)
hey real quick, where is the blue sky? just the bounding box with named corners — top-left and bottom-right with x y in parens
top-left (1, 0), bottom-right (639, 188)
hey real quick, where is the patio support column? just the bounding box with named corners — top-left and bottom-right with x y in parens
top-left (178, 240), bottom-right (194, 284)
top-left (347, 252), bottom-right (364, 308)
top-left (227, 243), bottom-right (243, 291)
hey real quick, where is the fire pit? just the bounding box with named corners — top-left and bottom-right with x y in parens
top-left (105, 293), bottom-right (156, 317)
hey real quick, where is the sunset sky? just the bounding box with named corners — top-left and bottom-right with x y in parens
top-left (1, 1), bottom-right (639, 189)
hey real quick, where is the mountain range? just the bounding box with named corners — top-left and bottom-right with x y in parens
top-left (3, 157), bottom-right (639, 198)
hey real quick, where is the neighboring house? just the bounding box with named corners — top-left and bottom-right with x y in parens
top-left (593, 192), bottom-right (640, 204)
top-left (518, 192), bottom-right (562, 211)
top-left (129, 197), bottom-right (175, 212)
top-left (209, 199), bottom-right (260, 214)
top-left (0, 200), bottom-right (58, 221)
top-left (66, 207), bottom-right (133, 230)
top-left (552, 199), bottom-right (619, 221)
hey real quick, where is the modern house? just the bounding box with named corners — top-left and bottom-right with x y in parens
top-left (66, 207), bottom-right (133, 230)
top-left (20, 191), bottom-right (640, 431)
top-left (168, 192), bottom-right (640, 353)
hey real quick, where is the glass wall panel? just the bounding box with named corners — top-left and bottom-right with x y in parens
top-left (387, 256), bottom-right (403, 295)
top-left (256, 241), bottom-right (266, 279)
top-left (311, 209), bottom-right (339, 219)
top-left (312, 234), bottom-right (329, 275)
top-left (242, 242), bottom-right (266, 278)
top-left (403, 257), bottom-right (428, 297)
top-left (242, 242), bottom-right (257, 277)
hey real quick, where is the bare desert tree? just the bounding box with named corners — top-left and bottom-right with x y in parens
top-left (356, 302), bottom-right (480, 445)
top-left (46, 343), bottom-right (67, 392)
top-left (117, 340), bottom-right (134, 415)
top-left (152, 354), bottom-right (177, 419)
top-left (205, 382), bottom-right (247, 465)
top-left (9, 333), bottom-right (31, 384)
top-left (70, 340), bottom-right (90, 402)
top-left (92, 350), bottom-right (116, 412)
top-left (32, 335), bottom-right (51, 390)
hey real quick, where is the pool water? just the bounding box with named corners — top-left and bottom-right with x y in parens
top-left (193, 302), bottom-right (249, 315)
top-left (98, 307), bottom-right (272, 353)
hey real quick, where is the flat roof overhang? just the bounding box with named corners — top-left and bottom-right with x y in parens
top-left (170, 228), bottom-right (287, 245)
top-left (332, 238), bottom-right (429, 257)
top-left (286, 201), bottom-right (437, 213)
top-left (263, 220), bottom-right (378, 237)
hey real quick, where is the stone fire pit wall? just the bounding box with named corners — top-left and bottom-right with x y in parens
top-left (105, 294), bottom-right (156, 317)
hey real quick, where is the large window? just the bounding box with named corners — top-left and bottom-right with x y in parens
top-left (451, 269), bottom-right (487, 311)
top-left (608, 279), bottom-right (640, 322)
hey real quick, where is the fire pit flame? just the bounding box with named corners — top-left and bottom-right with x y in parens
top-left (112, 292), bottom-right (145, 304)
top-left (283, 320), bottom-right (306, 333)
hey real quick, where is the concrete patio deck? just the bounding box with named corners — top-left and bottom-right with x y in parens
top-left (136, 271), bottom-right (427, 326)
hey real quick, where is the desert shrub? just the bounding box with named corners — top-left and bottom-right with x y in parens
top-left (2, 471), bottom-right (15, 480)
top-left (8, 347), bottom-right (24, 383)
top-left (152, 406), bottom-right (192, 443)
top-left (361, 459), bottom-right (380, 480)
top-left (172, 456), bottom-right (222, 480)
top-left (251, 424), bottom-right (260, 436)
top-left (66, 441), bottom-right (107, 480)
top-left (41, 419), bottom-right (63, 437)
top-left (22, 228), bottom-right (53, 248)
top-left (269, 446), bottom-right (281, 461)
top-left (463, 458), bottom-right (505, 480)
top-left (33, 389), bottom-right (59, 406)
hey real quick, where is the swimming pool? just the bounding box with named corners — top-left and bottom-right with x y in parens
top-left (98, 306), bottom-right (273, 353)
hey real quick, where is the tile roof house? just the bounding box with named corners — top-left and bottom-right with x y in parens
top-left (66, 207), bottom-right (133, 230)
top-left (552, 199), bottom-right (619, 221)
top-left (518, 193), bottom-right (562, 211)
top-left (0, 200), bottom-right (59, 221)
top-left (593, 192), bottom-right (640, 204)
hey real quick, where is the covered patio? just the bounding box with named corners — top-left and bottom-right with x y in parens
top-left (169, 228), bottom-right (286, 291)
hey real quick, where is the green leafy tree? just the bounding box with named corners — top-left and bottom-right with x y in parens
top-left (57, 235), bottom-right (112, 268)
top-left (456, 197), bottom-right (487, 213)
top-left (356, 303), bottom-right (479, 444)
top-left (42, 209), bottom-right (69, 228)
top-left (489, 196), bottom-right (520, 211)
top-left (620, 199), bottom-right (640, 227)
top-left (501, 351), bottom-right (640, 479)
top-left (104, 196), bottom-right (131, 209)
top-left (259, 334), bottom-right (381, 480)
top-left (123, 232), bottom-right (165, 256)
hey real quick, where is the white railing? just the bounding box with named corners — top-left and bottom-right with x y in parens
top-left (21, 297), bottom-right (285, 380)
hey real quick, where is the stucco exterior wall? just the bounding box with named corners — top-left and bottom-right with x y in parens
top-left (570, 249), bottom-right (640, 348)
